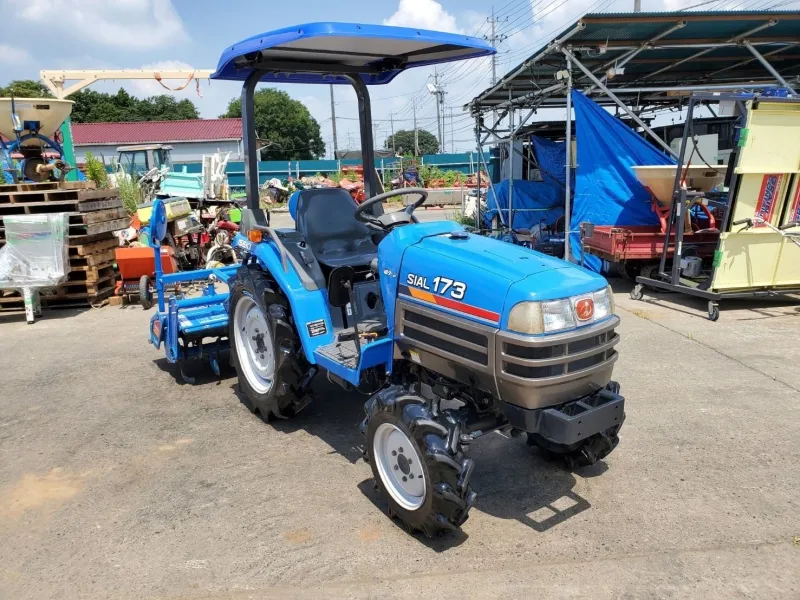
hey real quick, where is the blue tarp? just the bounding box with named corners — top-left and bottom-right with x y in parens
top-left (531, 136), bottom-right (572, 188)
top-left (484, 179), bottom-right (564, 235)
top-left (483, 136), bottom-right (567, 235)
top-left (571, 90), bottom-right (675, 271)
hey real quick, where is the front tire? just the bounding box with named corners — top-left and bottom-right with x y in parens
top-left (363, 385), bottom-right (476, 537)
top-left (229, 267), bottom-right (305, 420)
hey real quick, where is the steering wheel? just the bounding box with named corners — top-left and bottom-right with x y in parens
top-left (354, 188), bottom-right (428, 231)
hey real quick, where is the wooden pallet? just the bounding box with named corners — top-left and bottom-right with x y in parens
top-left (42, 290), bottom-right (114, 308)
top-left (65, 265), bottom-right (115, 284)
top-left (67, 232), bottom-right (119, 246)
top-left (0, 187), bottom-right (120, 205)
top-left (44, 281), bottom-right (116, 302)
top-left (56, 272), bottom-right (116, 294)
top-left (1, 284), bottom-right (118, 309)
top-left (69, 249), bottom-right (116, 269)
top-left (68, 217), bottom-right (129, 237)
top-left (71, 207), bottom-right (127, 224)
top-left (0, 196), bottom-right (123, 216)
top-left (0, 181), bottom-right (96, 194)
top-left (69, 237), bottom-right (119, 256)
top-left (0, 217), bottom-right (128, 242)
top-left (0, 290), bottom-right (24, 309)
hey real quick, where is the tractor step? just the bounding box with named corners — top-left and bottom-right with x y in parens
top-left (315, 340), bottom-right (359, 369)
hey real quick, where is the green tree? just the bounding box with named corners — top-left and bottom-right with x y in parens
top-left (0, 79), bottom-right (53, 98)
top-left (135, 95), bottom-right (198, 121)
top-left (70, 88), bottom-right (199, 123)
top-left (385, 129), bottom-right (439, 156)
top-left (221, 89), bottom-right (324, 160)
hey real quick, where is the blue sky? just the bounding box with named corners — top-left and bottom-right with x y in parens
top-left (2, 0), bottom-right (793, 154)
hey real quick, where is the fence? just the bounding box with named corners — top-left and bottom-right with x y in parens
top-left (176, 151), bottom-right (492, 188)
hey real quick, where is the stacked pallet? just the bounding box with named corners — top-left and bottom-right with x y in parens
top-left (0, 181), bottom-right (127, 309)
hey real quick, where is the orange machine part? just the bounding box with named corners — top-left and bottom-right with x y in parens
top-left (115, 246), bottom-right (179, 280)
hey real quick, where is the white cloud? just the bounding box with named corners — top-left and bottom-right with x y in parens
top-left (384, 0), bottom-right (463, 34)
top-left (0, 43), bottom-right (31, 64)
top-left (8, 0), bottom-right (189, 51)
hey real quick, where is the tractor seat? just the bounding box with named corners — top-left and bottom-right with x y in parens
top-left (292, 188), bottom-right (378, 267)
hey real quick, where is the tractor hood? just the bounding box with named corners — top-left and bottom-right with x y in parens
top-left (396, 230), bottom-right (609, 328)
top-left (414, 232), bottom-right (569, 281)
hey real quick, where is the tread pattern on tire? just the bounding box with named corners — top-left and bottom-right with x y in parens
top-left (138, 275), bottom-right (152, 310)
top-left (229, 265), bottom-right (305, 420)
top-left (363, 384), bottom-right (476, 537)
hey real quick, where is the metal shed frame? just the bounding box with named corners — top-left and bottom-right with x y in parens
top-left (467, 10), bottom-right (800, 260)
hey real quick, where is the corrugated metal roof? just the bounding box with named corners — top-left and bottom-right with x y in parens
top-left (72, 119), bottom-right (242, 145)
top-left (470, 10), bottom-right (800, 110)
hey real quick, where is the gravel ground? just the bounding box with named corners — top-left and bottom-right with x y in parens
top-left (0, 281), bottom-right (798, 599)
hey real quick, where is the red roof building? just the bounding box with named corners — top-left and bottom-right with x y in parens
top-left (72, 118), bottom-right (243, 163)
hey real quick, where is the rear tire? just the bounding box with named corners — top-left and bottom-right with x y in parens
top-left (139, 275), bottom-right (153, 309)
top-left (363, 385), bottom-right (476, 537)
top-left (229, 267), bottom-right (305, 420)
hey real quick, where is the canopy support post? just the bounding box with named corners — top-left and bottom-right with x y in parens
top-left (345, 75), bottom-right (381, 207)
top-left (474, 117), bottom-right (482, 230)
top-left (507, 90), bottom-right (515, 234)
top-left (565, 53), bottom-right (573, 263)
top-left (561, 46), bottom-right (678, 159)
top-left (742, 40), bottom-right (797, 96)
top-left (242, 70), bottom-right (263, 213)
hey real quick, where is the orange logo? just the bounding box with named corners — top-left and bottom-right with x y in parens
top-left (575, 298), bottom-right (594, 321)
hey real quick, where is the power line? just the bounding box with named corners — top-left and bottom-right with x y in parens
top-left (676, 0), bottom-right (727, 10)
top-left (494, 0), bottom-right (560, 38)
top-left (486, 7), bottom-right (509, 85)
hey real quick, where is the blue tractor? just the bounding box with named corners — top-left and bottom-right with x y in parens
top-left (212, 23), bottom-right (624, 536)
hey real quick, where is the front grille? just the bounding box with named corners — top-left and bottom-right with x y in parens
top-left (505, 342), bottom-right (565, 360)
top-left (404, 310), bottom-right (488, 347)
top-left (504, 362), bottom-right (563, 379)
top-left (569, 332), bottom-right (609, 354)
top-left (402, 309), bottom-right (489, 366)
top-left (501, 327), bottom-right (617, 380)
top-left (567, 352), bottom-right (606, 373)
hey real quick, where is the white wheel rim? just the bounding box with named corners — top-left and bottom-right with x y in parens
top-left (233, 295), bottom-right (275, 394)
top-left (373, 422), bottom-right (425, 511)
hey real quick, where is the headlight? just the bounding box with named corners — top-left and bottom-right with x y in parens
top-left (592, 286), bottom-right (614, 320)
top-left (508, 286), bottom-right (615, 334)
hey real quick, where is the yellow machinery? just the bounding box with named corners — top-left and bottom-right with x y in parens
top-left (633, 93), bottom-right (800, 321)
top-left (716, 100), bottom-right (800, 291)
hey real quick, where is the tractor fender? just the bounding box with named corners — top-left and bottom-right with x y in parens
top-left (247, 240), bottom-right (334, 364)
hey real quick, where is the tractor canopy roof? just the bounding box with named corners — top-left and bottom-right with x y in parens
top-left (211, 22), bottom-right (495, 85)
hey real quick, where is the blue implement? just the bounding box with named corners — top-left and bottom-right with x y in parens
top-left (146, 198), bottom-right (240, 370)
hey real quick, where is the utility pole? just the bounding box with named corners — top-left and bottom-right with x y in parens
top-left (449, 108), bottom-right (454, 153)
top-left (485, 6), bottom-right (508, 86)
top-left (413, 99), bottom-right (419, 156)
top-left (428, 70), bottom-right (446, 153)
top-left (329, 84), bottom-right (339, 159)
top-left (390, 113), bottom-right (396, 155)
top-left (435, 87), bottom-right (443, 152)
top-left (634, 0), bottom-right (641, 11)
top-left (373, 122), bottom-right (381, 151)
